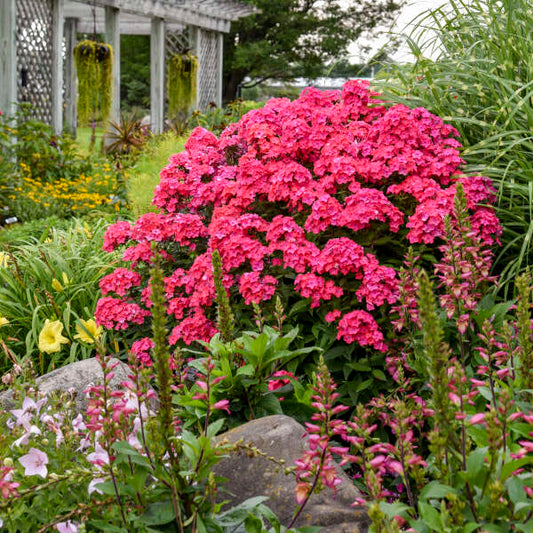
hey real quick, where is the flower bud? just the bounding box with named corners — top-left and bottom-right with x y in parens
top-left (3, 457), bottom-right (13, 467)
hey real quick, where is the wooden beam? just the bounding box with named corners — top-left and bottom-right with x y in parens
top-left (0, 0), bottom-right (17, 119)
top-left (64, 18), bottom-right (78, 136)
top-left (77, 19), bottom-right (184, 34)
top-left (105, 6), bottom-right (121, 126)
top-left (151, 17), bottom-right (165, 133)
top-left (52, 0), bottom-right (65, 134)
top-left (65, 0), bottom-right (232, 32)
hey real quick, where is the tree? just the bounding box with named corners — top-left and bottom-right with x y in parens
top-left (223, 0), bottom-right (403, 102)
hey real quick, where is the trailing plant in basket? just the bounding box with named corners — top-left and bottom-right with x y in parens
top-left (167, 53), bottom-right (198, 119)
top-left (96, 81), bottom-right (501, 383)
top-left (74, 40), bottom-right (113, 149)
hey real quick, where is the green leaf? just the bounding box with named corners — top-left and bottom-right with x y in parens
top-left (216, 496), bottom-right (270, 526)
top-left (371, 369), bottom-right (387, 381)
top-left (418, 502), bottom-right (443, 532)
top-left (89, 520), bottom-right (128, 532)
top-left (379, 501), bottom-right (411, 519)
top-left (419, 481), bottom-right (457, 501)
top-left (207, 417), bottom-right (226, 438)
top-left (140, 500), bottom-right (176, 526)
top-left (245, 513), bottom-right (265, 533)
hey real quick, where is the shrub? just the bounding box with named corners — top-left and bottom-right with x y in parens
top-left (96, 81), bottom-right (500, 380)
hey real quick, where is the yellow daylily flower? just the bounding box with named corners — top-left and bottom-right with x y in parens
top-left (0, 317), bottom-right (8, 327)
top-left (51, 278), bottom-right (64, 292)
top-left (0, 252), bottom-right (9, 268)
top-left (74, 318), bottom-right (102, 344)
top-left (38, 320), bottom-right (69, 354)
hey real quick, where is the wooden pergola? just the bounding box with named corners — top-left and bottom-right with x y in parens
top-left (0, 0), bottom-right (257, 135)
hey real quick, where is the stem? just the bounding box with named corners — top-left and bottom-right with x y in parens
top-left (399, 439), bottom-right (415, 509)
top-left (286, 446), bottom-right (328, 530)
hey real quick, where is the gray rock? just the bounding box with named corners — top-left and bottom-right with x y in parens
top-left (0, 357), bottom-right (133, 412)
top-left (214, 415), bottom-right (369, 532)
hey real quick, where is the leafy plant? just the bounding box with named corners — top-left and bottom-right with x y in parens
top-left (74, 39), bottom-right (113, 150)
top-left (376, 0), bottom-right (533, 294)
top-left (0, 219), bottom-right (123, 373)
top-left (167, 53), bottom-right (198, 119)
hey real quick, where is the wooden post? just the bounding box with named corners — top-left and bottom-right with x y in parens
top-left (216, 32), bottom-right (223, 107)
top-left (51, 0), bottom-right (64, 134)
top-left (151, 17), bottom-right (165, 134)
top-left (64, 17), bottom-right (78, 137)
top-left (190, 26), bottom-right (201, 109)
top-left (105, 6), bottom-right (120, 127)
top-left (0, 0), bottom-right (17, 119)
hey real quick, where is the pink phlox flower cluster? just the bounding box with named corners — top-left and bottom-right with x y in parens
top-left (98, 80), bottom-right (501, 350)
top-left (238, 271), bottom-right (278, 305)
top-left (337, 310), bottom-right (387, 352)
top-left (95, 297), bottom-right (150, 330)
top-left (99, 268), bottom-right (142, 296)
top-left (131, 337), bottom-right (155, 367)
top-left (294, 273), bottom-right (343, 308)
top-left (102, 220), bottom-right (132, 252)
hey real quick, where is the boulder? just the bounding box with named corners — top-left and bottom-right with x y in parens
top-left (214, 415), bottom-right (369, 532)
top-left (0, 357), bottom-right (133, 412)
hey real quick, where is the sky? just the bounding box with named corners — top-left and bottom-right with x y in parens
top-left (347, 0), bottom-right (449, 63)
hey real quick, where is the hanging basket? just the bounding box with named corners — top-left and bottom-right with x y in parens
top-left (74, 39), bottom-right (113, 126)
top-left (167, 53), bottom-right (198, 118)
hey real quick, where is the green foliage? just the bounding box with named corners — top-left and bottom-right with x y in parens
top-left (183, 325), bottom-right (319, 425)
top-left (223, 0), bottom-right (403, 100)
top-left (375, 0), bottom-right (533, 293)
top-left (188, 99), bottom-right (264, 135)
top-left (104, 113), bottom-right (151, 160)
top-left (0, 218), bottom-right (122, 374)
top-left (120, 35), bottom-right (151, 111)
top-left (167, 53), bottom-right (198, 118)
top-left (127, 132), bottom-right (187, 217)
top-left (74, 40), bottom-right (113, 127)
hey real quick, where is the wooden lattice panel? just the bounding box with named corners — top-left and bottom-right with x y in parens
top-left (16, 0), bottom-right (54, 124)
top-left (166, 29), bottom-right (190, 60)
top-left (197, 29), bottom-right (219, 109)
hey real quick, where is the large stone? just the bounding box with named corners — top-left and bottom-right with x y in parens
top-left (214, 415), bottom-right (369, 532)
top-left (0, 357), bottom-right (133, 412)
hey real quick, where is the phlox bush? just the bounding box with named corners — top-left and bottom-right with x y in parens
top-left (96, 80), bottom-right (500, 352)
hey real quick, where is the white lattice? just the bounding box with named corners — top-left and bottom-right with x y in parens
top-left (16, 0), bottom-right (54, 124)
top-left (197, 29), bottom-right (219, 109)
top-left (166, 29), bottom-right (190, 59)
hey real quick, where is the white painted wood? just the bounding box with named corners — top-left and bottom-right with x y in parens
top-left (0, 0), bottom-right (17, 119)
top-left (52, 0), bottom-right (65, 134)
top-left (64, 17), bottom-right (78, 136)
top-left (190, 26), bottom-right (201, 109)
top-left (105, 6), bottom-right (121, 126)
top-left (151, 17), bottom-right (165, 133)
top-left (216, 31), bottom-right (223, 107)
top-left (62, 0), bottom-right (257, 32)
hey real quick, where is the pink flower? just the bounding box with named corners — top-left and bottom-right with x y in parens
top-left (56, 520), bottom-right (79, 532)
top-left (18, 447), bottom-right (49, 478)
top-left (212, 400), bottom-right (231, 414)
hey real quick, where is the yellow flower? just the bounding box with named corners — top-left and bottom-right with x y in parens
top-left (38, 320), bottom-right (69, 354)
top-left (51, 278), bottom-right (64, 292)
top-left (0, 317), bottom-right (8, 327)
top-left (74, 318), bottom-right (102, 344)
top-left (0, 252), bottom-right (8, 268)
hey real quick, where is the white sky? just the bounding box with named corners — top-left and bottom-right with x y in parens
top-left (347, 0), bottom-right (449, 63)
